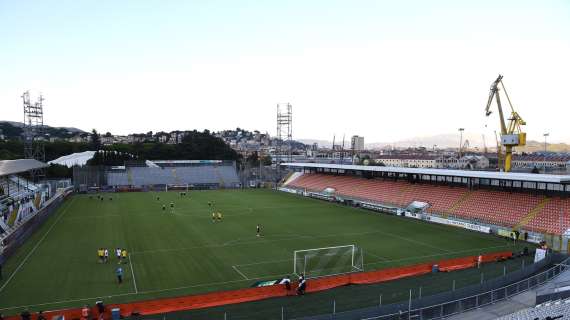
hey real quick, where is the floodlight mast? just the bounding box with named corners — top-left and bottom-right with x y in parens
top-left (22, 90), bottom-right (46, 180)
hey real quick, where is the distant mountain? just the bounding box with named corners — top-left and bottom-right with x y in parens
top-left (302, 133), bottom-right (570, 153)
top-left (0, 121), bottom-right (86, 139)
top-left (517, 140), bottom-right (570, 153)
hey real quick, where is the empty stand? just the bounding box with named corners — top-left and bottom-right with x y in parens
top-left (106, 165), bottom-right (240, 188)
top-left (286, 173), bottom-right (570, 234)
top-left (497, 298), bottom-right (570, 320)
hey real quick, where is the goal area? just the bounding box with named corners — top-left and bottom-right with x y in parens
top-left (293, 244), bottom-right (364, 279)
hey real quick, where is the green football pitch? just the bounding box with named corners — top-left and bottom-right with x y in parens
top-left (0, 189), bottom-right (521, 314)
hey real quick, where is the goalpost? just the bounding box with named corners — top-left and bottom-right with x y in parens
top-left (293, 244), bottom-right (364, 279)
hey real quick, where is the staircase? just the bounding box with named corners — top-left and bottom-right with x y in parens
top-left (214, 167), bottom-right (225, 187)
top-left (515, 197), bottom-right (550, 230)
top-left (171, 168), bottom-right (180, 185)
top-left (127, 169), bottom-right (133, 185)
top-left (446, 191), bottom-right (473, 218)
top-left (7, 204), bottom-right (19, 227)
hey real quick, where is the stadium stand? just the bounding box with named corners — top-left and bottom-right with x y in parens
top-left (0, 160), bottom-right (51, 236)
top-left (496, 298), bottom-right (570, 319)
top-left (285, 173), bottom-right (570, 234)
top-left (105, 161), bottom-right (240, 188)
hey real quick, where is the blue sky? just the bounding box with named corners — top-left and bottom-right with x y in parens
top-left (1, 0), bottom-right (569, 145)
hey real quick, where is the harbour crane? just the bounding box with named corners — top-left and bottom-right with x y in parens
top-left (494, 130), bottom-right (504, 171)
top-left (485, 75), bottom-right (527, 172)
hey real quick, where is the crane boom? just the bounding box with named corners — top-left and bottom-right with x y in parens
top-left (485, 75), bottom-right (526, 172)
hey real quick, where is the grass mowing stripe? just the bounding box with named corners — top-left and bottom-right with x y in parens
top-left (364, 244), bottom-right (516, 268)
top-left (0, 197), bottom-right (75, 293)
top-left (132, 228), bottom-right (451, 255)
top-left (0, 190), bottom-right (525, 313)
top-left (236, 244), bottom-right (515, 271)
top-left (0, 272), bottom-right (290, 312)
top-left (0, 243), bottom-right (517, 313)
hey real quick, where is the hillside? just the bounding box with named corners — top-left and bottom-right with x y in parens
top-left (0, 121), bottom-right (86, 140)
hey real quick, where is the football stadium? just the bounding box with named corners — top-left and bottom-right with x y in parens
top-left (2, 2), bottom-right (570, 320)
top-left (1, 159), bottom-right (569, 319)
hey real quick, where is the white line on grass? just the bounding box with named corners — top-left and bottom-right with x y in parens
top-left (364, 250), bottom-right (389, 261)
top-left (0, 271), bottom-right (289, 312)
top-left (235, 258), bottom-right (292, 267)
top-left (223, 233), bottom-right (304, 246)
top-left (0, 243), bottom-right (516, 313)
top-left (237, 243), bottom-right (513, 269)
top-left (0, 198), bottom-right (75, 294)
top-left (132, 228), bottom-right (451, 255)
top-left (364, 244), bottom-right (515, 267)
top-left (232, 265), bottom-right (249, 280)
top-left (129, 252), bottom-right (138, 293)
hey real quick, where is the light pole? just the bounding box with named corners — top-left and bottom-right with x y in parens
top-left (458, 128), bottom-right (465, 158)
top-left (542, 132), bottom-right (550, 172)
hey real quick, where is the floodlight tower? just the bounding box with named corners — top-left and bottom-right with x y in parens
top-left (22, 90), bottom-right (46, 180)
top-left (276, 103), bottom-right (292, 177)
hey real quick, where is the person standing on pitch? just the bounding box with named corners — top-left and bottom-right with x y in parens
top-left (104, 248), bottom-right (109, 263)
top-left (121, 248), bottom-right (128, 263)
top-left (297, 276), bottom-right (307, 295)
top-left (116, 267), bottom-right (124, 284)
top-left (256, 224), bottom-right (262, 237)
top-left (116, 248), bottom-right (122, 264)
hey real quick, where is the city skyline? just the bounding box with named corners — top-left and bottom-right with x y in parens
top-left (1, 0), bottom-right (569, 143)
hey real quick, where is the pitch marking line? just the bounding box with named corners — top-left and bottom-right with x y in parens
top-left (129, 252), bottom-right (138, 294)
top-left (0, 244), bottom-right (515, 312)
top-left (0, 271), bottom-right (289, 312)
top-left (132, 229), bottom-right (451, 255)
top-left (235, 258), bottom-right (292, 267)
top-left (364, 244), bottom-right (515, 267)
top-left (365, 250), bottom-right (389, 261)
top-left (232, 265), bottom-right (249, 280)
top-left (0, 198), bottom-right (75, 293)
top-left (235, 244), bottom-right (513, 269)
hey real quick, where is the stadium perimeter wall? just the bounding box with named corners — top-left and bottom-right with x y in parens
top-left (0, 188), bottom-right (73, 265)
top-left (280, 186), bottom-right (569, 253)
top-left (3, 251), bottom-right (512, 319)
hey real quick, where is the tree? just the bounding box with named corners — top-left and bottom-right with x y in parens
top-left (46, 164), bottom-right (73, 178)
top-left (89, 129), bottom-right (101, 150)
top-left (246, 152), bottom-right (260, 167)
top-left (260, 155), bottom-right (272, 166)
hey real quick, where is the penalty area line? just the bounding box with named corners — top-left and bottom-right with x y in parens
top-left (129, 252), bottom-right (138, 294)
top-left (232, 265), bottom-right (249, 280)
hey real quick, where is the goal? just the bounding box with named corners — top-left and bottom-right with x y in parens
top-left (293, 244), bottom-right (364, 279)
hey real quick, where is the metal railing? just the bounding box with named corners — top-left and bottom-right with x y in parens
top-left (361, 256), bottom-right (570, 320)
top-left (130, 255), bottom-right (560, 320)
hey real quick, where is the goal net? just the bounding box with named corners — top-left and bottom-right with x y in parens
top-left (293, 245), bottom-right (364, 279)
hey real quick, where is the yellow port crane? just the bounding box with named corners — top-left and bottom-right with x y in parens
top-left (485, 75), bottom-right (527, 172)
top-left (494, 130), bottom-right (504, 170)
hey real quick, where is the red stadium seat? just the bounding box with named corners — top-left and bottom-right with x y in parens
top-left (286, 173), bottom-right (570, 234)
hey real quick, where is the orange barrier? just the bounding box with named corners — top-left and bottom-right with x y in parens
top-left (4, 251), bottom-right (513, 320)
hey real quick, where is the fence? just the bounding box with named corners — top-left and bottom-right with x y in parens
top-left (126, 254), bottom-right (557, 320)
top-left (353, 254), bottom-right (569, 320)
